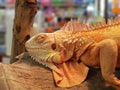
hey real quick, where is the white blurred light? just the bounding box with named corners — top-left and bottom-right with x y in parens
top-left (86, 5), bottom-right (94, 12)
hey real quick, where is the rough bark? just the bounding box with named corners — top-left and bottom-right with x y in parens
top-left (10, 0), bottom-right (37, 63)
top-left (0, 53), bottom-right (119, 90)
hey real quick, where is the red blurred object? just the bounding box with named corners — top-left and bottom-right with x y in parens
top-left (40, 0), bottom-right (52, 6)
top-left (46, 27), bottom-right (53, 33)
top-left (7, 0), bottom-right (16, 5)
top-left (46, 16), bottom-right (53, 22)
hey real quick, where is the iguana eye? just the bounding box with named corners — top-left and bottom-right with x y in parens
top-left (36, 34), bottom-right (47, 43)
top-left (51, 43), bottom-right (56, 50)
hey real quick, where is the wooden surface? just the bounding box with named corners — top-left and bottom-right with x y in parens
top-left (0, 54), bottom-right (119, 90)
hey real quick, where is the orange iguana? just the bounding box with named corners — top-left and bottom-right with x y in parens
top-left (25, 18), bottom-right (120, 88)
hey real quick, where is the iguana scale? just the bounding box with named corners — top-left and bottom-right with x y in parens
top-left (25, 18), bottom-right (120, 88)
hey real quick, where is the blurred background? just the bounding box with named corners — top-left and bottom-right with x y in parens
top-left (0, 0), bottom-right (119, 63)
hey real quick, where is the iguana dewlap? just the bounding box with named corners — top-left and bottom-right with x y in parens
top-left (25, 18), bottom-right (120, 88)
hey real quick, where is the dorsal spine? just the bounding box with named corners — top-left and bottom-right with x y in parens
top-left (60, 16), bottom-right (120, 33)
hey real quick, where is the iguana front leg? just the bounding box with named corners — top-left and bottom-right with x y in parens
top-left (99, 39), bottom-right (120, 87)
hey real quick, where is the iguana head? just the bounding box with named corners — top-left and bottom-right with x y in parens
top-left (25, 31), bottom-right (74, 65)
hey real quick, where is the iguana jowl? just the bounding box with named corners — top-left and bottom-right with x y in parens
top-left (25, 18), bottom-right (120, 88)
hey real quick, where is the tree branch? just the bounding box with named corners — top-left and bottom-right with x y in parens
top-left (10, 0), bottom-right (37, 63)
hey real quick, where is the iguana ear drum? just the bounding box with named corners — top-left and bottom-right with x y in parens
top-left (51, 43), bottom-right (56, 50)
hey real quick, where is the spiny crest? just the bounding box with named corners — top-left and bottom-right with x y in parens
top-left (61, 18), bottom-right (87, 32)
top-left (60, 16), bottom-right (120, 33)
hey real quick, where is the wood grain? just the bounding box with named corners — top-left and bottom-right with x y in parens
top-left (10, 0), bottom-right (37, 63)
top-left (0, 53), bottom-right (119, 90)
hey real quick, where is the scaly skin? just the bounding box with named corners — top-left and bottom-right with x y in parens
top-left (25, 19), bottom-right (120, 88)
